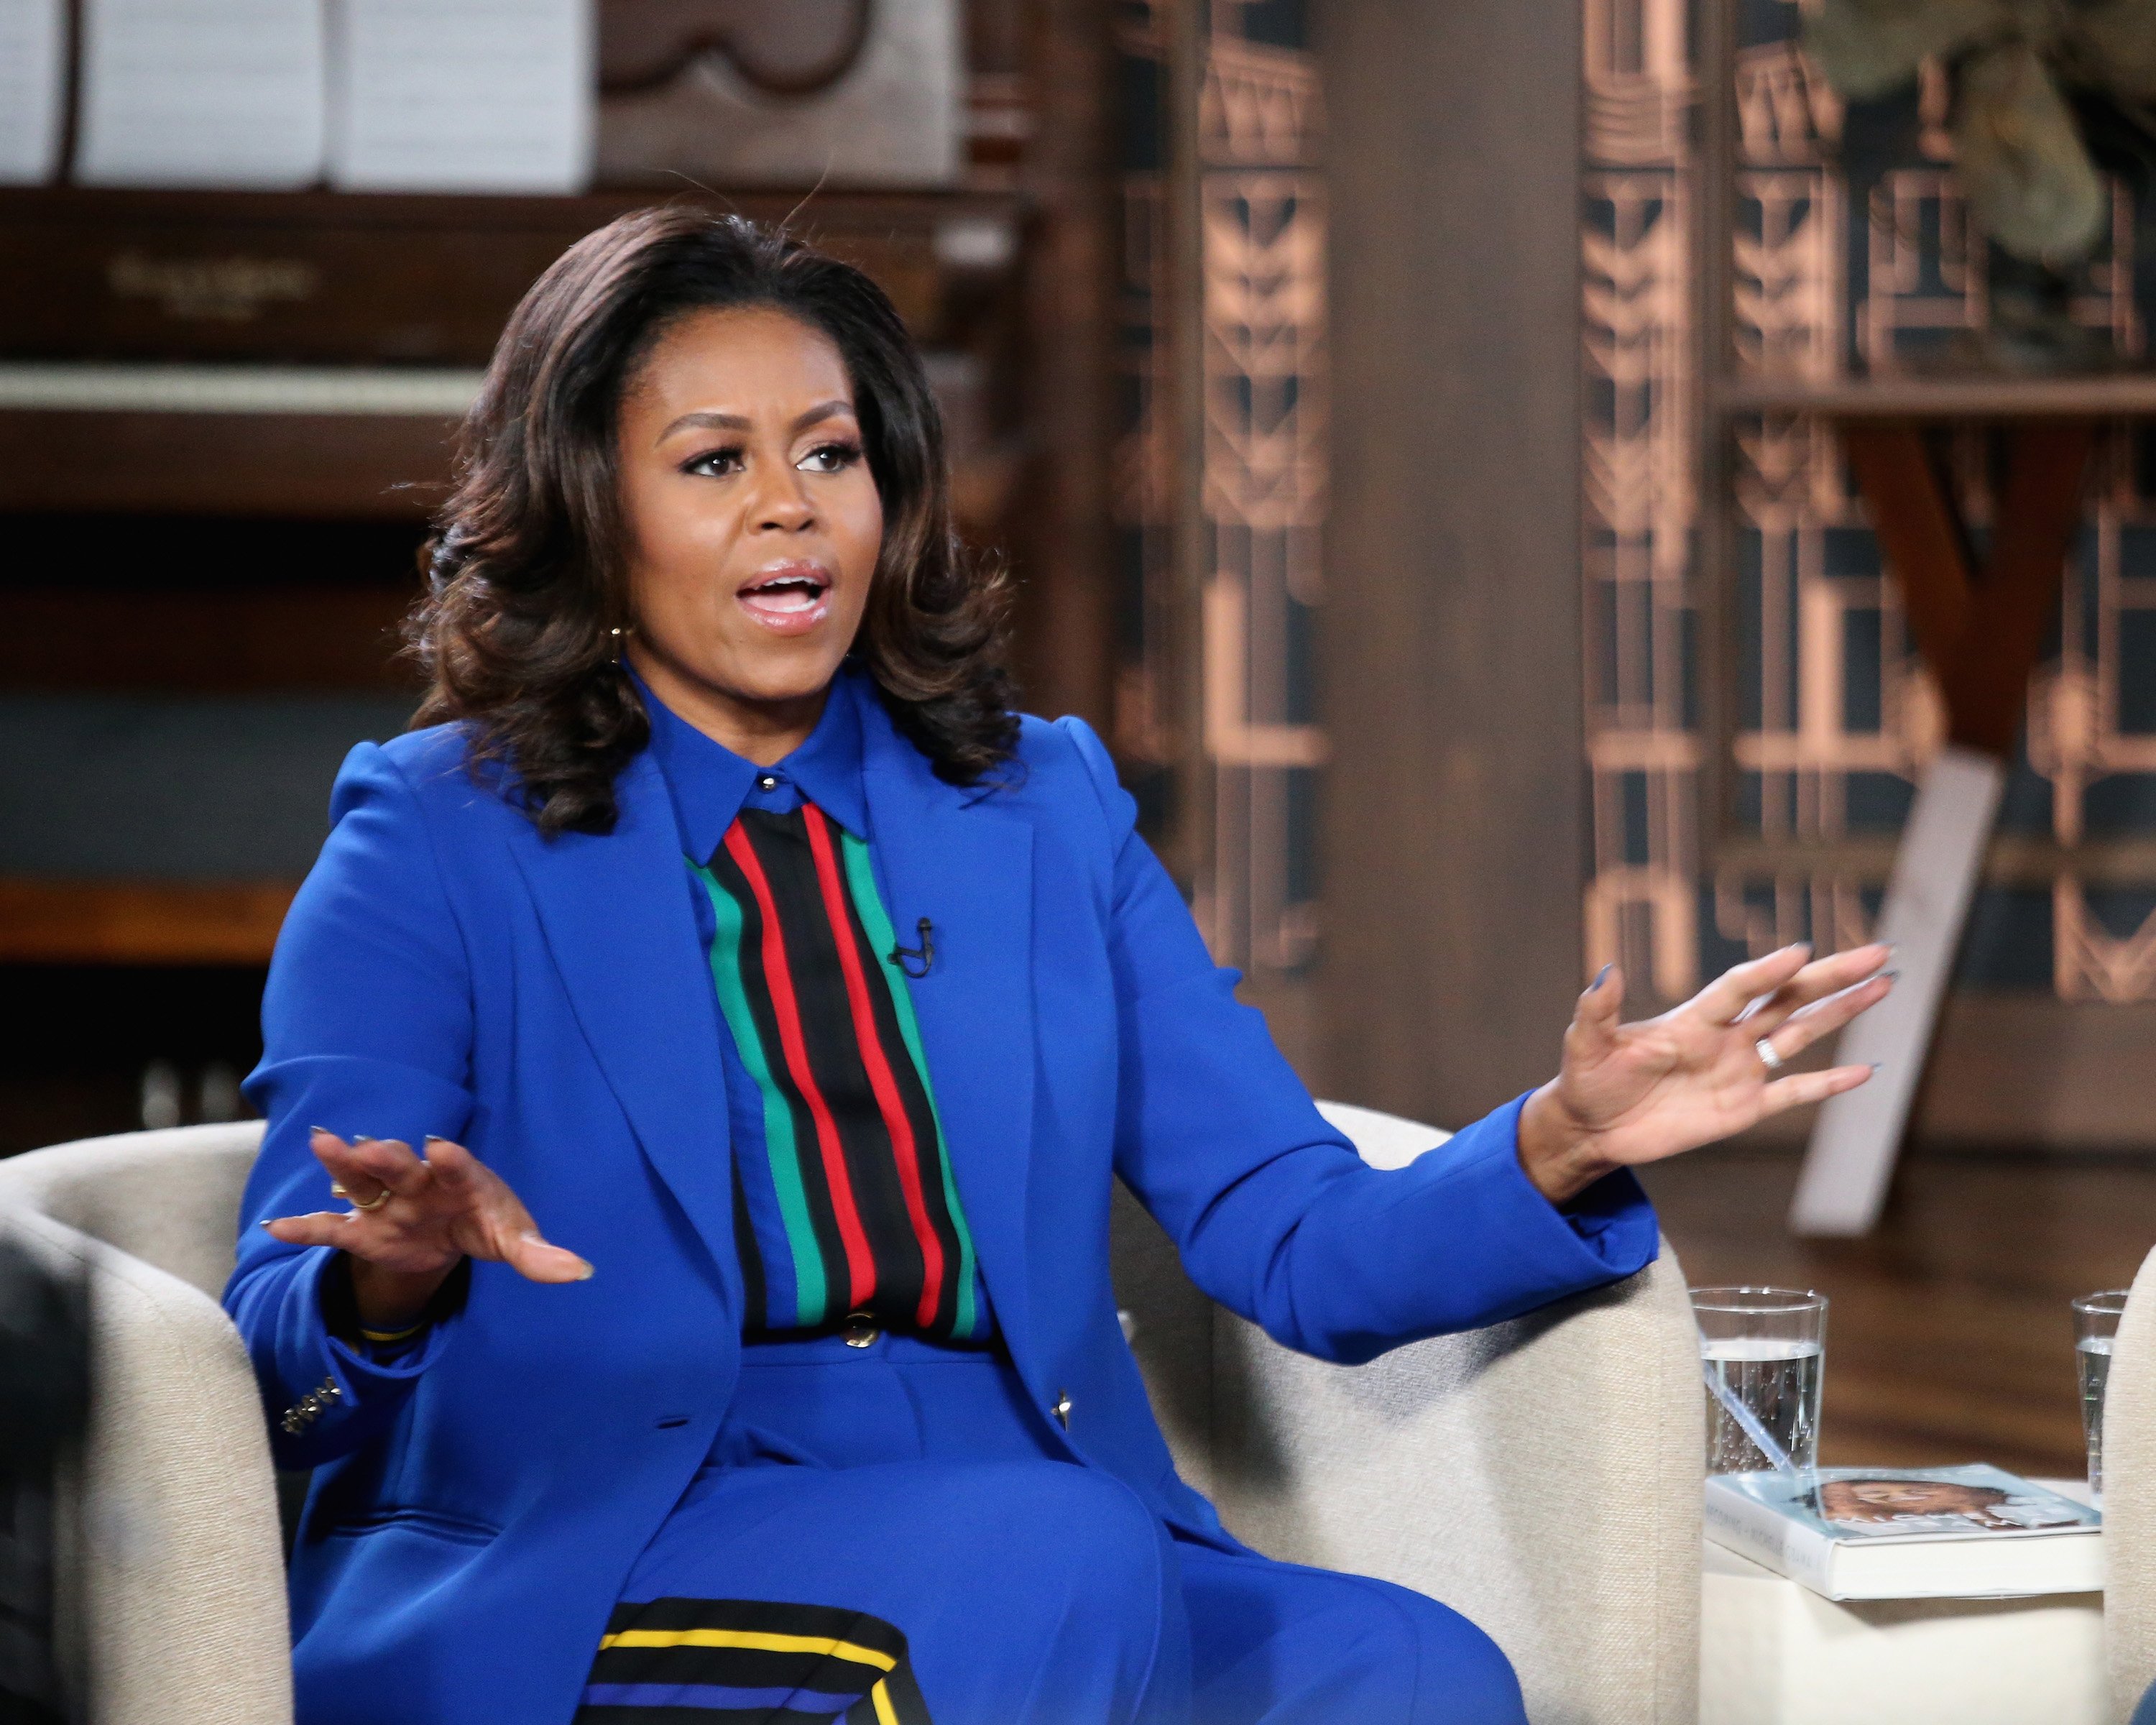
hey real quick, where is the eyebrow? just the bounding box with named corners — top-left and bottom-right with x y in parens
top-left (655, 399), bottom-right (854, 444)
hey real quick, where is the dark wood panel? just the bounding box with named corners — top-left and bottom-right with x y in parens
top-left (1001, 0), bottom-right (1117, 732)
top-left (1646, 1146), bottom-right (2156, 1478)
top-left (0, 187), bottom-right (1023, 362)
top-left (0, 586), bottom-right (416, 690)
top-left (0, 880), bottom-right (295, 965)
top-left (0, 410), bottom-right (457, 518)
top-left (1312, 0), bottom-right (1585, 1121)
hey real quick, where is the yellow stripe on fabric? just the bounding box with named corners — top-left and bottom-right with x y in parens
top-left (872, 1678), bottom-right (900, 1725)
top-left (594, 1628), bottom-right (898, 1672)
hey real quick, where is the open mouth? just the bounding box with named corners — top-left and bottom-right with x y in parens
top-left (737, 564), bottom-right (834, 632)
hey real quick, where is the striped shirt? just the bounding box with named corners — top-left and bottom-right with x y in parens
top-left (641, 671), bottom-right (994, 1344)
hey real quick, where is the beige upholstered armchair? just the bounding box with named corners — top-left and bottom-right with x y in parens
top-left (2101, 1241), bottom-right (2156, 1721)
top-left (0, 1106), bottom-right (1703, 1725)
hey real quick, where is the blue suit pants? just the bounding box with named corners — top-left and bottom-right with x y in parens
top-left (579, 1331), bottom-right (1525, 1725)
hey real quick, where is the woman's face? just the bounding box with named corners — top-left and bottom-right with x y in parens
top-left (614, 303), bottom-right (884, 756)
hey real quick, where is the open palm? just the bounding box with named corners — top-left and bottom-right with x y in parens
top-left (1521, 942), bottom-right (1893, 1201)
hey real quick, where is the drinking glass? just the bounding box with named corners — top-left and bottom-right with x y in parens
top-left (1692, 1286), bottom-right (1828, 1476)
top-left (2073, 1289), bottom-right (2129, 1504)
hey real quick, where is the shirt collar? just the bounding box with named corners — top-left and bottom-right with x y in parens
top-left (635, 665), bottom-right (872, 865)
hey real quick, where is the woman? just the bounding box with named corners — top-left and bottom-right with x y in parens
top-left (228, 208), bottom-right (1889, 1725)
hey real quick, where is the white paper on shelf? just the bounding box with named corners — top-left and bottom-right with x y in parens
top-left (328, 0), bottom-right (593, 193)
top-left (73, 0), bottom-right (326, 188)
top-left (0, 0), bottom-right (65, 184)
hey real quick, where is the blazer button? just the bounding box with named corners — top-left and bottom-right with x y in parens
top-left (841, 1311), bottom-right (880, 1348)
top-left (1052, 1389), bottom-right (1072, 1430)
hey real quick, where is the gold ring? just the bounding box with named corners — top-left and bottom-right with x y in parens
top-left (330, 1182), bottom-right (393, 1213)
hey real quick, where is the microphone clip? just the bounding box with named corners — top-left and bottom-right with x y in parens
top-left (890, 916), bottom-right (934, 979)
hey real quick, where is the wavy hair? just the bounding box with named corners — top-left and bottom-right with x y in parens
top-left (407, 206), bottom-right (1017, 834)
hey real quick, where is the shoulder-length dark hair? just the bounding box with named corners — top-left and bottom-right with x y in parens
top-left (407, 206), bottom-right (1017, 835)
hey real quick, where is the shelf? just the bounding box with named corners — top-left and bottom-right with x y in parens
top-left (1715, 373), bottom-right (2156, 420)
top-left (0, 880), bottom-right (297, 965)
top-left (0, 402), bottom-right (456, 518)
top-left (0, 185), bottom-right (1028, 368)
top-left (0, 362), bottom-right (484, 415)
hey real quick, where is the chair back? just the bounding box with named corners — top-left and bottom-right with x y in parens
top-left (0, 1123), bottom-right (291, 1725)
top-left (2104, 1240), bottom-right (2156, 1720)
top-left (1112, 1100), bottom-right (1703, 1725)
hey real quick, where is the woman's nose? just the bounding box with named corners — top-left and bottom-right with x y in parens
top-left (752, 470), bottom-right (817, 531)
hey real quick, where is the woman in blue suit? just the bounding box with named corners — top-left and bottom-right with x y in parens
top-left (228, 209), bottom-right (1890, 1725)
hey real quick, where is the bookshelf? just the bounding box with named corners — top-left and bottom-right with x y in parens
top-left (0, 185), bottom-right (1046, 970)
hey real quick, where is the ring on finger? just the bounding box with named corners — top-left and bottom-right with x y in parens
top-left (330, 1181), bottom-right (392, 1213)
top-left (1755, 1037), bottom-right (1786, 1075)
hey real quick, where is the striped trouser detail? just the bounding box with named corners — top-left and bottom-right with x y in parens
top-left (576, 1596), bottom-right (932, 1724)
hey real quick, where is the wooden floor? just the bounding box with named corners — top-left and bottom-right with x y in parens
top-left (1640, 1146), bottom-right (2156, 1480)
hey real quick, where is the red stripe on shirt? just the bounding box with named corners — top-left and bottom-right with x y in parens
top-left (722, 821), bottom-right (877, 1307)
top-left (803, 804), bottom-right (948, 1330)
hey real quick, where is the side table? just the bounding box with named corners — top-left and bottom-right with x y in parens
top-left (1700, 1489), bottom-right (2105, 1725)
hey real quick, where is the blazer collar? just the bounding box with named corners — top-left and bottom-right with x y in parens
top-left (857, 705), bottom-right (1038, 1345)
top-left (506, 747), bottom-right (742, 1300)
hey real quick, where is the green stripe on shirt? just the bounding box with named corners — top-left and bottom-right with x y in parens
top-left (691, 857), bottom-right (829, 1329)
top-left (839, 830), bottom-right (982, 1340)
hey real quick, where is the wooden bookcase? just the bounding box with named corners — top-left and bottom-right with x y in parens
top-left (0, 184), bottom-right (1055, 970)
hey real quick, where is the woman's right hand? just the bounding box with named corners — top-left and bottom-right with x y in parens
top-left (262, 1128), bottom-right (592, 1330)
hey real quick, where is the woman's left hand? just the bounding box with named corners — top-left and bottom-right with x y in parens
top-left (1516, 942), bottom-right (1894, 1204)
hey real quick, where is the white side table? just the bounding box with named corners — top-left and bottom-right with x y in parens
top-left (1701, 1536), bottom-right (2104, 1725)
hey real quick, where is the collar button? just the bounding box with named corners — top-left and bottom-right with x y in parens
top-left (756, 774), bottom-right (779, 791)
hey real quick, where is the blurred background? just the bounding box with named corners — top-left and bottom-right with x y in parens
top-left (5, 0), bottom-right (2156, 1475)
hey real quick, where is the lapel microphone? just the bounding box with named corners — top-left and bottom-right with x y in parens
top-left (891, 917), bottom-right (934, 978)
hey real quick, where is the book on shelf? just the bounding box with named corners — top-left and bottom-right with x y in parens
top-left (1704, 1464), bottom-right (2101, 1601)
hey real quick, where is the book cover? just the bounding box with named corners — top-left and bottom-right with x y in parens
top-left (1705, 1465), bottom-right (2101, 1599)
top-left (1713, 1465), bottom-right (2098, 1541)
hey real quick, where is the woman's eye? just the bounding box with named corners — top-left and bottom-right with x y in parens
top-left (798, 441), bottom-right (861, 474)
top-left (683, 447), bottom-right (745, 477)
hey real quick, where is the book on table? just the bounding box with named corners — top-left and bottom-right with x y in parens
top-left (1704, 1464), bottom-right (2101, 1601)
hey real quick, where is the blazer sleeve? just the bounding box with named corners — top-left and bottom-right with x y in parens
top-left (223, 740), bottom-right (476, 1468)
top-left (1058, 716), bottom-right (1659, 1366)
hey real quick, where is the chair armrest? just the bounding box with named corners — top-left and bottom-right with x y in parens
top-left (2104, 1241), bottom-right (2156, 1719)
top-left (1206, 1237), bottom-right (1703, 1725)
top-left (3, 1209), bottom-right (292, 1725)
top-left (0, 1122), bottom-right (266, 1301)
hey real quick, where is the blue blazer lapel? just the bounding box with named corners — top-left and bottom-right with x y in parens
top-left (506, 750), bottom-right (739, 1297)
top-left (860, 705), bottom-right (1037, 1344)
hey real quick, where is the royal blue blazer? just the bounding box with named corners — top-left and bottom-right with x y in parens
top-left (225, 684), bottom-right (1658, 1725)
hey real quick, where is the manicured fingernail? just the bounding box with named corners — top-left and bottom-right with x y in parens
top-left (576, 1263), bottom-right (594, 1281)
top-left (1869, 1063), bottom-right (1882, 1073)
top-left (1882, 969), bottom-right (1900, 982)
top-left (1590, 964), bottom-right (1612, 990)
top-left (423, 1134), bottom-right (447, 1144)
top-left (308, 1125), bottom-right (333, 1136)
top-left (258, 1218), bottom-right (273, 1229)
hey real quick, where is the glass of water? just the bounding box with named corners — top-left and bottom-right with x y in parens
top-left (1692, 1286), bottom-right (1827, 1476)
top-left (2074, 1289), bottom-right (2129, 1504)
